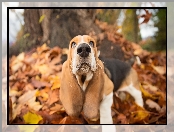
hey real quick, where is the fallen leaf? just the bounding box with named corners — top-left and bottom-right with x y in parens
top-left (23, 111), bottom-right (43, 124)
top-left (152, 65), bottom-right (166, 75)
top-left (46, 89), bottom-right (59, 106)
top-left (9, 97), bottom-right (13, 123)
top-left (59, 116), bottom-right (83, 124)
top-left (140, 84), bottom-right (158, 100)
top-left (37, 43), bottom-right (50, 55)
top-left (49, 103), bottom-right (63, 115)
top-left (130, 110), bottom-right (149, 123)
top-left (146, 99), bottom-right (161, 112)
top-left (51, 76), bottom-right (61, 90)
top-left (11, 62), bottom-right (24, 73)
top-left (12, 104), bottom-right (25, 120)
top-left (31, 78), bottom-right (52, 89)
top-left (115, 114), bottom-right (128, 124)
top-left (36, 90), bottom-right (49, 101)
top-left (18, 90), bottom-right (38, 104)
top-left (142, 82), bottom-right (158, 92)
top-left (27, 96), bottom-right (43, 111)
top-left (9, 89), bottom-right (22, 97)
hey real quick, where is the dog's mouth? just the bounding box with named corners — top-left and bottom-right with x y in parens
top-left (76, 63), bottom-right (91, 75)
top-left (76, 62), bottom-right (91, 68)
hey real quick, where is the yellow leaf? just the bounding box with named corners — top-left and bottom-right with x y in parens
top-left (35, 75), bottom-right (40, 80)
top-left (140, 64), bottom-right (145, 70)
top-left (51, 82), bottom-right (61, 90)
top-left (140, 84), bottom-right (158, 100)
top-left (23, 111), bottom-right (43, 124)
top-left (51, 76), bottom-right (61, 90)
top-left (19, 125), bottom-right (38, 132)
top-left (39, 15), bottom-right (45, 23)
top-left (36, 90), bottom-right (48, 101)
top-left (131, 110), bottom-right (149, 121)
top-left (23, 33), bottom-right (30, 38)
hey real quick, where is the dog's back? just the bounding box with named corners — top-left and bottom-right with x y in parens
top-left (100, 57), bottom-right (131, 91)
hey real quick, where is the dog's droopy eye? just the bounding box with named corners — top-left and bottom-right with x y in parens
top-left (71, 42), bottom-right (76, 48)
top-left (89, 41), bottom-right (94, 47)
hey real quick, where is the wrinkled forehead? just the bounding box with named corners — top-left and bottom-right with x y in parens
top-left (70, 35), bottom-right (96, 45)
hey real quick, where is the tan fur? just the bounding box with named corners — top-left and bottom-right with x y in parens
top-left (119, 68), bottom-right (140, 90)
top-left (60, 61), bottom-right (84, 117)
top-left (83, 59), bottom-right (114, 119)
top-left (60, 35), bottom-right (114, 119)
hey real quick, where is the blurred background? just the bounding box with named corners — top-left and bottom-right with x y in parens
top-left (3, 2), bottom-right (167, 58)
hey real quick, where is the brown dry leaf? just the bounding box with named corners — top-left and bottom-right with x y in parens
top-left (9, 89), bottom-right (22, 97)
top-left (142, 82), bottom-right (158, 92)
top-left (27, 96), bottom-right (43, 111)
top-left (134, 48), bottom-right (143, 56)
top-left (139, 9), bottom-right (152, 25)
top-left (50, 55), bottom-right (61, 65)
top-left (11, 62), bottom-right (24, 73)
top-left (46, 89), bottom-right (59, 106)
top-left (38, 110), bottom-right (63, 124)
top-left (24, 83), bottom-right (34, 91)
top-left (152, 65), bottom-right (166, 75)
top-left (12, 104), bottom-right (24, 120)
top-left (31, 78), bottom-right (52, 89)
top-left (146, 99), bottom-right (161, 112)
top-left (49, 103), bottom-right (63, 115)
top-left (9, 97), bottom-right (13, 123)
top-left (10, 52), bottom-right (25, 73)
top-left (18, 90), bottom-right (38, 104)
top-left (115, 113), bottom-right (129, 124)
top-left (33, 64), bottom-right (51, 75)
top-left (59, 116), bottom-right (83, 124)
top-left (37, 43), bottom-right (50, 55)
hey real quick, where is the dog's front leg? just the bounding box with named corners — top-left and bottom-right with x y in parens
top-left (100, 92), bottom-right (113, 124)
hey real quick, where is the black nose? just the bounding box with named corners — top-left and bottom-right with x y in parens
top-left (77, 43), bottom-right (91, 57)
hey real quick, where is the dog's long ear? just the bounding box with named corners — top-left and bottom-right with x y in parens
top-left (83, 60), bottom-right (114, 119)
top-left (60, 61), bottom-right (84, 117)
top-left (83, 60), bottom-right (105, 119)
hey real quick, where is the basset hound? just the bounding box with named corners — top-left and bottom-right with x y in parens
top-left (60, 35), bottom-right (144, 125)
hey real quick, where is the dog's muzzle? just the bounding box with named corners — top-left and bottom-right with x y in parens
top-left (77, 43), bottom-right (91, 58)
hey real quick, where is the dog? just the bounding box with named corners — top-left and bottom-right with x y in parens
top-left (60, 35), bottom-right (144, 124)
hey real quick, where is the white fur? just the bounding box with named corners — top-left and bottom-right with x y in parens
top-left (82, 71), bottom-right (93, 91)
top-left (71, 37), bottom-right (97, 74)
top-left (71, 35), bottom-right (97, 91)
top-left (118, 83), bottom-right (144, 107)
top-left (100, 92), bottom-right (113, 124)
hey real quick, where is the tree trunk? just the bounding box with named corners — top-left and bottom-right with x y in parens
top-left (10, 9), bottom-right (125, 61)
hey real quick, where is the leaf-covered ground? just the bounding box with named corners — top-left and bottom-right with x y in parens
top-left (7, 21), bottom-right (166, 129)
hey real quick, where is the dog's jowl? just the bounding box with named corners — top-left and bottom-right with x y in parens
top-left (60, 35), bottom-right (144, 124)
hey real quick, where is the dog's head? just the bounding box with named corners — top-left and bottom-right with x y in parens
top-left (68, 35), bottom-right (98, 75)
